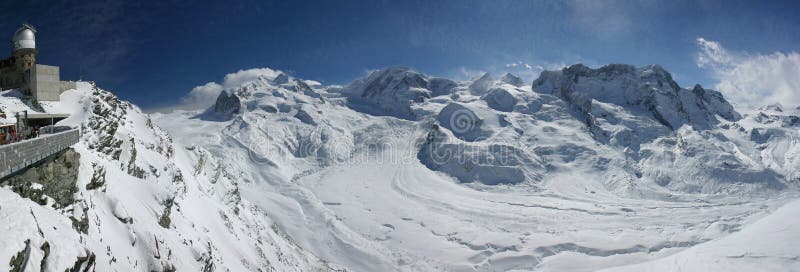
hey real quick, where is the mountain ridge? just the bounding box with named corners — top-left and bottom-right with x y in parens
top-left (1, 62), bottom-right (798, 271)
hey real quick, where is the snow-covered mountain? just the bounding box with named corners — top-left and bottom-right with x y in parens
top-left (0, 83), bottom-right (335, 271)
top-left (2, 63), bottom-right (799, 271)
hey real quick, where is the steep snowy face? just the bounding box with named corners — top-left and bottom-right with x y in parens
top-left (533, 64), bottom-right (740, 148)
top-left (344, 66), bottom-right (431, 120)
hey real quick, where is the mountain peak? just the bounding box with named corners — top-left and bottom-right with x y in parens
top-left (533, 63), bottom-right (739, 135)
top-left (469, 72), bottom-right (495, 95)
top-left (500, 73), bottom-right (524, 87)
top-left (343, 66), bottom-right (430, 120)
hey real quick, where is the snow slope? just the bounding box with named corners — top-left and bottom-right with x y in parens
top-left (602, 198), bottom-right (800, 272)
top-left (151, 64), bottom-right (800, 271)
top-left (0, 83), bottom-right (334, 271)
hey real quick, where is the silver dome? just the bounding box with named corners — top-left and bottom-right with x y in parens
top-left (12, 24), bottom-right (36, 50)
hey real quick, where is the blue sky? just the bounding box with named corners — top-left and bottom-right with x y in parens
top-left (1, 0), bottom-right (799, 110)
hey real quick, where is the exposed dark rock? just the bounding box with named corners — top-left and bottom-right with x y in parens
top-left (70, 206), bottom-right (90, 234)
top-left (159, 198), bottom-right (175, 228)
top-left (212, 91), bottom-right (241, 115)
top-left (3, 148), bottom-right (80, 208)
top-left (86, 85), bottom-right (128, 160)
top-left (85, 163), bottom-right (106, 190)
top-left (40, 241), bottom-right (50, 271)
top-left (126, 138), bottom-right (146, 178)
top-left (533, 64), bottom-right (740, 132)
top-left (9, 239), bottom-right (30, 272)
top-left (67, 251), bottom-right (96, 272)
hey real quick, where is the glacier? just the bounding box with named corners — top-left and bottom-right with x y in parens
top-left (1, 63), bottom-right (799, 271)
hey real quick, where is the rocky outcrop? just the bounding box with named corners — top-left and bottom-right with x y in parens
top-left (2, 148), bottom-right (80, 208)
top-left (532, 64), bottom-right (740, 130)
top-left (212, 90), bottom-right (241, 116)
top-left (532, 64), bottom-right (741, 149)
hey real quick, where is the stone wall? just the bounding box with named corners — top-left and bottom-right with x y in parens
top-left (0, 129), bottom-right (79, 179)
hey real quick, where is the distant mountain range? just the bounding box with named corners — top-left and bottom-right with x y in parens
top-left (1, 63), bottom-right (798, 271)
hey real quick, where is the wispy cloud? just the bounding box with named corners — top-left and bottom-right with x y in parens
top-left (176, 82), bottom-right (224, 112)
top-left (696, 37), bottom-right (800, 107)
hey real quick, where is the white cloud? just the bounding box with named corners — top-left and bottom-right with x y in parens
top-left (168, 67), bottom-right (283, 112)
top-left (697, 37), bottom-right (800, 107)
top-left (176, 82), bottom-right (224, 111)
top-left (221, 68), bottom-right (281, 89)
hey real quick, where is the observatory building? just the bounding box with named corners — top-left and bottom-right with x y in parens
top-left (0, 24), bottom-right (74, 101)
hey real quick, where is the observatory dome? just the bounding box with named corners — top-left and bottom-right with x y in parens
top-left (12, 24), bottom-right (35, 50)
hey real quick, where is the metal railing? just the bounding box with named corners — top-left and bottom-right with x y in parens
top-left (0, 129), bottom-right (79, 179)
